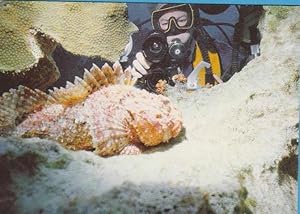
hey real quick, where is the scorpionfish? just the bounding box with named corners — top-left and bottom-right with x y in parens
top-left (0, 62), bottom-right (183, 157)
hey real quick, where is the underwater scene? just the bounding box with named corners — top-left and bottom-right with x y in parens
top-left (0, 1), bottom-right (299, 213)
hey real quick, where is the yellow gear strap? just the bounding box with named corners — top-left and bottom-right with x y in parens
top-left (192, 43), bottom-right (221, 86)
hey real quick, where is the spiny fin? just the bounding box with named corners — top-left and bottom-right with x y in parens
top-left (88, 105), bottom-right (133, 157)
top-left (92, 121), bottom-right (131, 157)
top-left (95, 135), bottom-right (131, 157)
top-left (48, 61), bottom-right (134, 106)
top-left (89, 63), bottom-right (109, 87)
top-left (0, 86), bottom-right (53, 134)
top-left (122, 66), bottom-right (137, 86)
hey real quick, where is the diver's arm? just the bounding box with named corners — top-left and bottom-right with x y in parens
top-left (120, 36), bottom-right (152, 79)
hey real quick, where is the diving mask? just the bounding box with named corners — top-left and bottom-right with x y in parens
top-left (151, 4), bottom-right (194, 34)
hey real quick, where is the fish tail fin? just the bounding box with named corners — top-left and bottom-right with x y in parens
top-left (0, 86), bottom-right (52, 134)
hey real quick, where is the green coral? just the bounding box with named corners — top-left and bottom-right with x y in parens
top-left (45, 154), bottom-right (72, 169)
top-left (233, 187), bottom-right (254, 214)
top-left (265, 6), bottom-right (296, 32)
top-left (268, 6), bottom-right (289, 19)
top-left (0, 2), bottom-right (40, 71)
top-left (267, 6), bottom-right (293, 20)
top-left (0, 24), bottom-right (35, 71)
top-left (234, 169), bottom-right (256, 214)
top-left (0, 1), bottom-right (136, 70)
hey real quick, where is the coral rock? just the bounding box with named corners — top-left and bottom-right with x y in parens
top-left (0, 1), bottom-right (137, 93)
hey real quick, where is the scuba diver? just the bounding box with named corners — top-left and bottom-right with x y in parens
top-left (120, 4), bottom-right (232, 92)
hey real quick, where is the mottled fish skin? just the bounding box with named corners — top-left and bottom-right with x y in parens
top-left (0, 62), bottom-right (183, 157)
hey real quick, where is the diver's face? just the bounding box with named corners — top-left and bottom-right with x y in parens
top-left (158, 10), bottom-right (191, 45)
top-left (165, 32), bottom-right (191, 45)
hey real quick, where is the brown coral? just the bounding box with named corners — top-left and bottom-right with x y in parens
top-left (172, 73), bottom-right (187, 84)
top-left (0, 62), bottom-right (183, 157)
top-left (155, 79), bottom-right (168, 94)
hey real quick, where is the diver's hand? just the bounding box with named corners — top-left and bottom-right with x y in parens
top-left (130, 52), bottom-right (152, 78)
